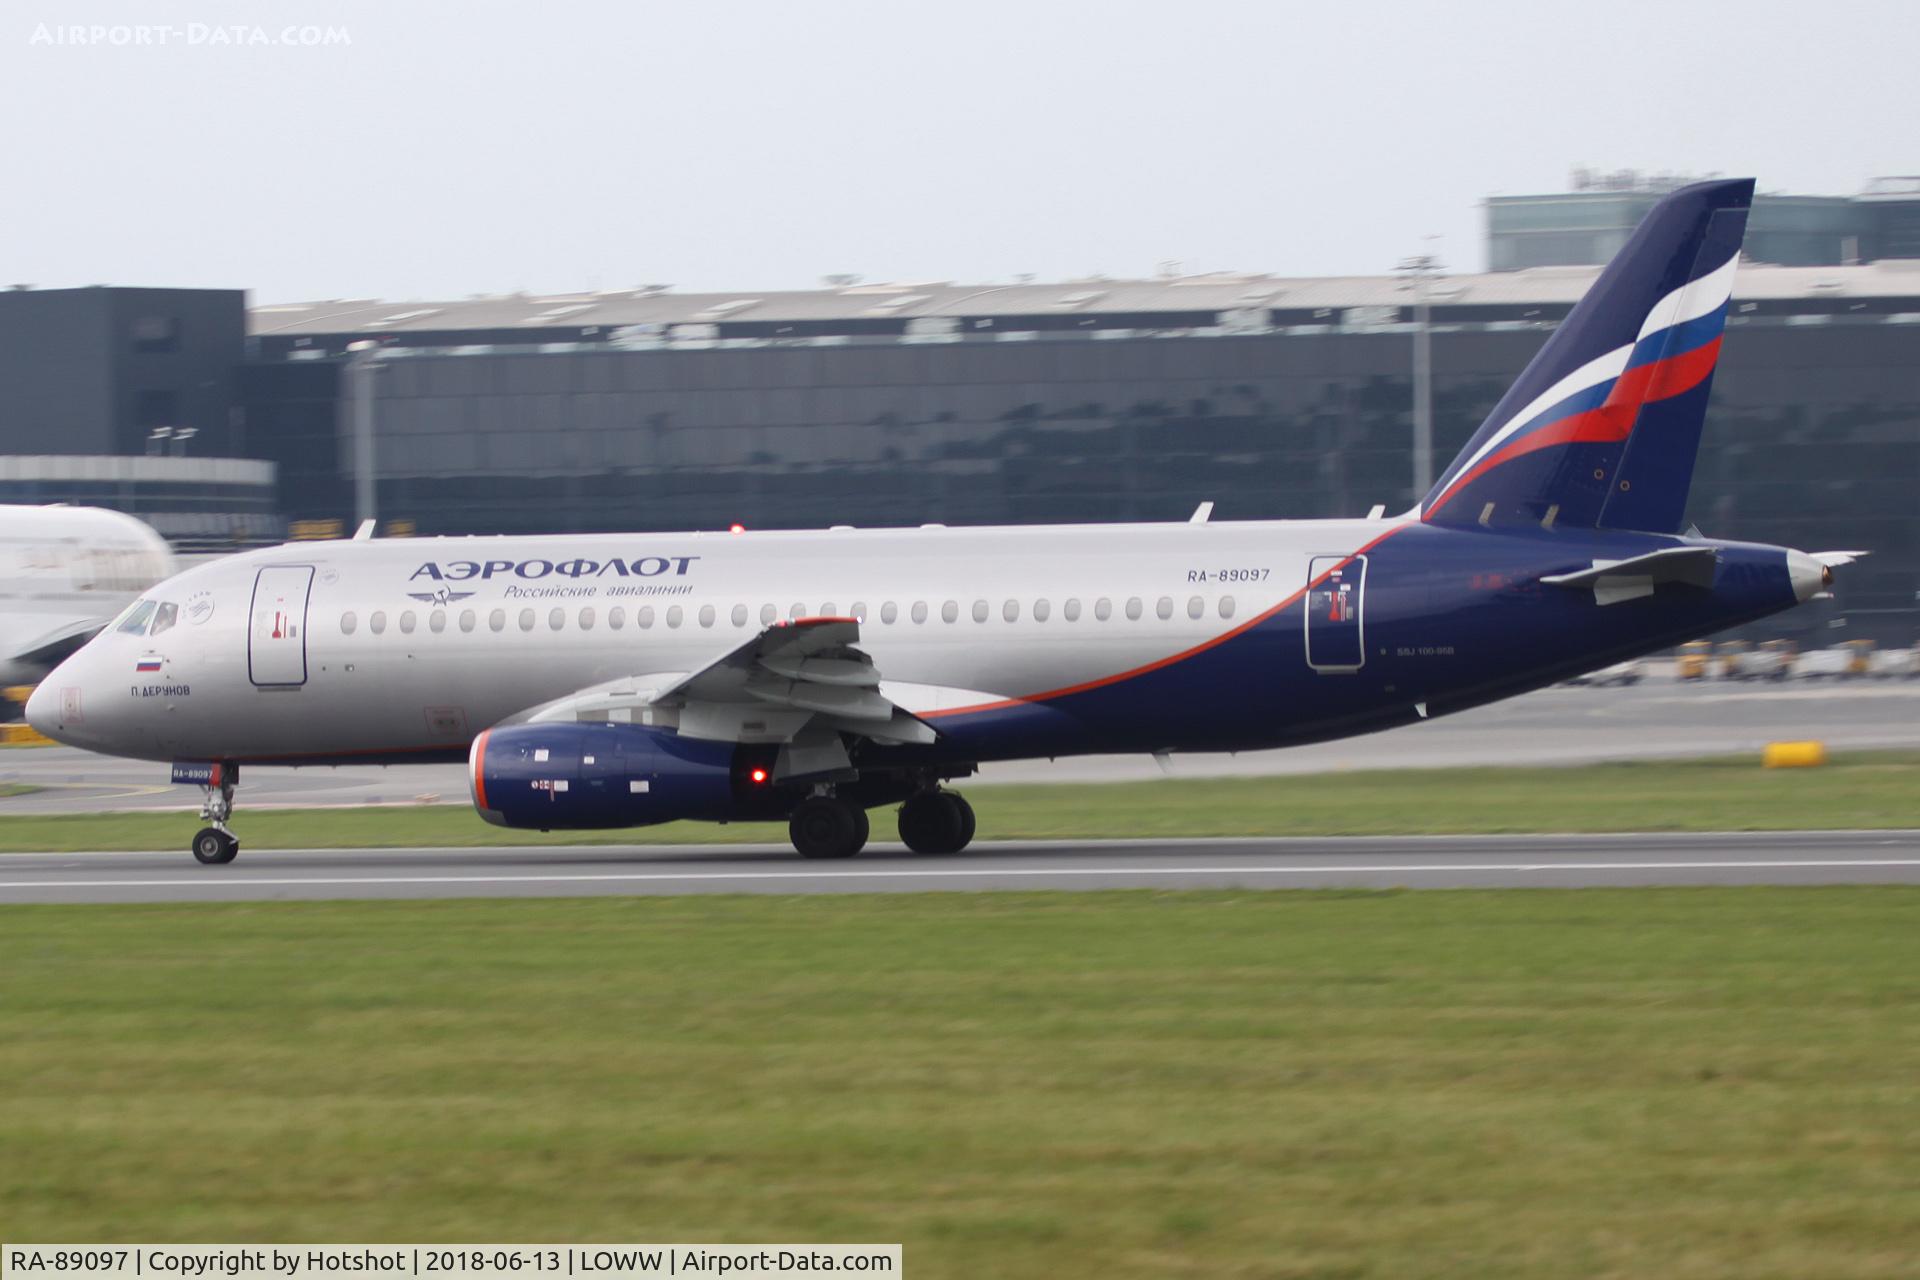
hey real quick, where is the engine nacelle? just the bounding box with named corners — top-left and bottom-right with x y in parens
top-left (470, 722), bottom-right (782, 830)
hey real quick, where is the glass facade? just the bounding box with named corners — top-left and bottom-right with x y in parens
top-left (239, 317), bottom-right (1920, 644)
top-left (1490, 192), bottom-right (1871, 269)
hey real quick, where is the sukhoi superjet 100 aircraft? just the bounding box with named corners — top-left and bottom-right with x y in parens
top-left (30, 180), bottom-right (1864, 863)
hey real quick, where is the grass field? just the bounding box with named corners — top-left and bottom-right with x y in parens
top-left (1, 751), bottom-right (1916, 852)
top-left (4, 889), bottom-right (1918, 1276)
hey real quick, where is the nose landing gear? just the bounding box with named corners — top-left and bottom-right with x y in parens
top-left (189, 761), bottom-right (240, 865)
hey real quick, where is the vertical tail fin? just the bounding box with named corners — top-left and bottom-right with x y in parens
top-left (1422, 178), bottom-right (1753, 533)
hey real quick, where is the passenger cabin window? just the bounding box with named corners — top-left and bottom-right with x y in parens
top-left (699, 605), bottom-right (716, 628)
top-left (370, 611), bottom-right (388, 635)
top-left (639, 607), bottom-right (655, 629)
top-left (972, 600), bottom-right (989, 623)
top-left (1095, 598), bottom-right (1112, 621)
top-left (518, 609), bottom-right (535, 632)
top-left (430, 609), bottom-right (447, 633)
top-left (1187, 596), bottom-right (1204, 620)
top-left (1125, 598), bottom-right (1143, 621)
top-left (1156, 597), bottom-right (1173, 620)
top-left (851, 602), bottom-right (867, 622)
top-left (1033, 599), bottom-right (1050, 622)
top-left (1003, 599), bottom-right (1019, 622)
top-left (489, 609), bottom-right (506, 632)
top-left (459, 609), bottom-right (476, 633)
top-left (941, 601), bottom-right (959, 624)
top-left (732, 605), bottom-right (748, 627)
top-left (1219, 596), bottom-right (1236, 619)
top-left (667, 606), bottom-right (684, 628)
top-left (609, 606), bottom-right (626, 630)
top-left (548, 608), bottom-right (565, 631)
top-left (399, 610), bottom-right (417, 634)
top-left (579, 607), bottom-right (596, 631)
top-left (911, 601), bottom-right (928, 624)
top-left (761, 604), bottom-right (778, 625)
top-left (1064, 598), bottom-right (1082, 621)
top-left (341, 611), bottom-right (358, 636)
top-left (881, 602), bottom-right (898, 624)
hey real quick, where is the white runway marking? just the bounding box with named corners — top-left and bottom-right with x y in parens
top-left (7, 858), bottom-right (1920, 891)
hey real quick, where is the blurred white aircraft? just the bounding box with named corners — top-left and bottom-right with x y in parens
top-left (0, 504), bottom-right (175, 687)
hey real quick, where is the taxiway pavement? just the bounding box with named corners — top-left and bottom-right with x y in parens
top-left (3, 830), bottom-right (1916, 904)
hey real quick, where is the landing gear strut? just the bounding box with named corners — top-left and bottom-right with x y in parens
top-left (789, 794), bottom-right (870, 859)
top-left (191, 761), bottom-right (240, 865)
top-left (898, 790), bottom-right (975, 855)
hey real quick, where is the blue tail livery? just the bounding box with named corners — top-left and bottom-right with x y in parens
top-left (1422, 178), bottom-right (1753, 533)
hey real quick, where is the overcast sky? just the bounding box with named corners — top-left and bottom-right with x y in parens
top-left (3, 0), bottom-right (1915, 303)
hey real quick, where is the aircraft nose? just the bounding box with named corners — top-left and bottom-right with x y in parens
top-left (24, 680), bottom-right (61, 740)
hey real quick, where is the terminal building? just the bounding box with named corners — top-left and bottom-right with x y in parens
top-left (1488, 170), bottom-right (1920, 269)
top-left (239, 261), bottom-right (1920, 643)
top-left (1, 179), bottom-right (1916, 643)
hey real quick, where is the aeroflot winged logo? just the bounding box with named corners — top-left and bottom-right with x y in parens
top-left (408, 587), bottom-right (476, 606)
top-left (409, 555), bottom-right (702, 583)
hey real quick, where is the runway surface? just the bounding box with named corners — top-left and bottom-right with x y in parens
top-left (4, 830), bottom-right (1917, 903)
top-left (5, 678), bottom-right (1920, 814)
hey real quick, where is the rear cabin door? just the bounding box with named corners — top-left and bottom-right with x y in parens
top-left (249, 565), bottom-right (315, 687)
top-left (1304, 555), bottom-right (1366, 672)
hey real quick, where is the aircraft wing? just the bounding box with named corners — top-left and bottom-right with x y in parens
top-left (1539, 545), bottom-right (1719, 605)
top-left (9, 616), bottom-right (111, 670)
top-left (510, 616), bottom-right (936, 780)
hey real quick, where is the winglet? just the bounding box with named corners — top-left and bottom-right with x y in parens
top-left (1188, 502), bottom-right (1214, 524)
top-left (352, 519), bottom-right (376, 541)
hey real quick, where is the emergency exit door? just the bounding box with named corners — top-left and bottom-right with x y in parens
top-left (249, 565), bottom-right (315, 687)
top-left (1305, 555), bottom-right (1366, 672)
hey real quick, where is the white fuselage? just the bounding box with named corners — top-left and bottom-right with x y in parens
top-left (33, 517), bottom-right (1395, 762)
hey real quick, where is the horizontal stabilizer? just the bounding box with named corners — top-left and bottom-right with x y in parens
top-left (1540, 545), bottom-right (1718, 605)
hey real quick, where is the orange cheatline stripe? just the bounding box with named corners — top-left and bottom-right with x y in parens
top-left (919, 524), bottom-right (1410, 721)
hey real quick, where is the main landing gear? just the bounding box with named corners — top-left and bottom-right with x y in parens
top-left (784, 788), bottom-right (977, 859)
top-left (897, 789), bottom-right (975, 855)
top-left (191, 761), bottom-right (240, 865)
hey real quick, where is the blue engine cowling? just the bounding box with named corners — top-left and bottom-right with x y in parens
top-left (470, 722), bottom-right (782, 830)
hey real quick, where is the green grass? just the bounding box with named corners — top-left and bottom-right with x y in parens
top-left (0, 782), bottom-right (38, 798)
top-left (4, 890), bottom-right (1919, 1276)
top-left (1, 752), bottom-right (1916, 852)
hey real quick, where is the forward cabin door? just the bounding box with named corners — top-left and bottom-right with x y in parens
top-left (1304, 555), bottom-right (1366, 672)
top-left (249, 565), bottom-right (315, 687)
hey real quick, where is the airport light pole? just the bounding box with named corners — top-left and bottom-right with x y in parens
top-left (1397, 245), bottom-right (1445, 500)
top-left (346, 341), bottom-right (381, 528)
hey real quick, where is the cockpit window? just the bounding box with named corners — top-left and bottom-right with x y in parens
top-left (115, 600), bottom-right (159, 635)
top-left (150, 602), bottom-right (180, 637)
